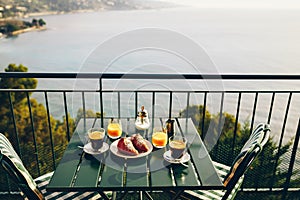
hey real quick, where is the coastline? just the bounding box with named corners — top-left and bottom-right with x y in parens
top-left (0, 0), bottom-right (178, 38)
top-left (9, 26), bottom-right (47, 36)
top-left (25, 9), bottom-right (97, 18)
top-left (26, 11), bottom-right (60, 18)
top-left (1, 9), bottom-right (95, 37)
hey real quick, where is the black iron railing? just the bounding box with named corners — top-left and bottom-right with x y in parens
top-left (0, 73), bottom-right (300, 199)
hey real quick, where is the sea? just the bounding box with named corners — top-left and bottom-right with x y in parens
top-left (1, 6), bottom-right (300, 144)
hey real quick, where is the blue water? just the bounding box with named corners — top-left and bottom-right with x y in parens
top-left (1, 7), bottom-right (300, 74)
top-left (1, 6), bottom-right (300, 142)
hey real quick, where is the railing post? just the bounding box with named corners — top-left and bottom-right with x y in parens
top-left (282, 118), bottom-right (300, 199)
top-left (26, 92), bottom-right (40, 176)
top-left (99, 77), bottom-right (104, 128)
top-left (186, 92), bottom-right (190, 120)
top-left (267, 92), bottom-right (275, 124)
top-left (135, 91), bottom-right (138, 118)
top-left (151, 91), bottom-right (155, 130)
top-left (169, 91), bottom-right (173, 119)
top-left (215, 92), bottom-right (225, 157)
top-left (118, 92), bottom-right (121, 119)
top-left (8, 92), bottom-right (21, 156)
top-left (231, 92), bottom-right (241, 162)
top-left (200, 92), bottom-right (207, 139)
top-left (82, 91), bottom-right (86, 131)
top-left (250, 92), bottom-right (258, 133)
top-left (44, 92), bottom-right (56, 170)
top-left (270, 93), bottom-right (292, 189)
top-left (63, 92), bottom-right (71, 141)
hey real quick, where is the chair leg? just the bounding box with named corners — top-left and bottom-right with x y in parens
top-left (171, 190), bottom-right (184, 200)
top-left (98, 191), bottom-right (110, 200)
top-left (143, 191), bottom-right (153, 200)
top-left (115, 191), bottom-right (128, 200)
top-left (112, 191), bottom-right (117, 200)
top-left (139, 191), bottom-right (143, 200)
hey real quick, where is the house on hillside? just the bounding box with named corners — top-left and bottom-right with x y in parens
top-left (0, 6), bottom-right (4, 18)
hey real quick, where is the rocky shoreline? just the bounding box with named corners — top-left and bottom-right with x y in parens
top-left (9, 26), bottom-right (46, 36)
top-left (0, 18), bottom-right (46, 38)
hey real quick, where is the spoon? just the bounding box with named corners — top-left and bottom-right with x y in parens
top-left (78, 145), bottom-right (102, 153)
top-left (165, 155), bottom-right (189, 168)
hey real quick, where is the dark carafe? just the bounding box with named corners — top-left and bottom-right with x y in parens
top-left (166, 119), bottom-right (175, 138)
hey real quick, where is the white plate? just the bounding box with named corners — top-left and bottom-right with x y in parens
top-left (83, 142), bottom-right (109, 155)
top-left (110, 139), bottom-right (153, 158)
top-left (163, 150), bottom-right (190, 164)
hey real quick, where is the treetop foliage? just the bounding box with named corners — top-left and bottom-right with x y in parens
top-left (0, 64), bottom-right (74, 176)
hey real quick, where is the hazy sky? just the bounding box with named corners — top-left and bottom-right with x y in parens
top-left (164, 0), bottom-right (300, 9)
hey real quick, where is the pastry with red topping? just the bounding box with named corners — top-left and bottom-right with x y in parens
top-left (131, 134), bottom-right (149, 153)
top-left (117, 137), bottom-right (139, 156)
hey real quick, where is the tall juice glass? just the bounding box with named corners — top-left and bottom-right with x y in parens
top-left (152, 127), bottom-right (167, 148)
top-left (107, 119), bottom-right (122, 139)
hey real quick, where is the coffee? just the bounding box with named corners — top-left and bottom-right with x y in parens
top-left (169, 140), bottom-right (186, 159)
top-left (88, 128), bottom-right (105, 151)
top-left (89, 131), bottom-right (103, 140)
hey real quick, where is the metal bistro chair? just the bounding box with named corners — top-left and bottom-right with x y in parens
top-left (185, 123), bottom-right (270, 200)
top-left (0, 133), bottom-right (105, 200)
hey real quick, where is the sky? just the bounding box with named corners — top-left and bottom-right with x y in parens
top-left (163, 0), bottom-right (300, 9)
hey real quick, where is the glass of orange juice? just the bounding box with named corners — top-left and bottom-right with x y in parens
top-left (152, 127), bottom-right (167, 148)
top-left (107, 118), bottom-right (122, 139)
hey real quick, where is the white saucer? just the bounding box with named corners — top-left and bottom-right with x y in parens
top-left (163, 150), bottom-right (190, 164)
top-left (83, 142), bottom-right (109, 155)
top-left (135, 117), bottom-right (150, 130)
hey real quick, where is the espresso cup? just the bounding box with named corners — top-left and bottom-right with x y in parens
top-left (169, 135), bottom-right (186, 159)
top-left (88, 128), bottom-right (105, 151)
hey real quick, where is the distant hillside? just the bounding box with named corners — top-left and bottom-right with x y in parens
top-left (0, 0), bottom-right (175, 18)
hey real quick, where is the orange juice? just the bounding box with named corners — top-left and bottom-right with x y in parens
top-left (107, 123), bottom-right (122, 139)
top-left (152, 131), bottom-right (167, 148)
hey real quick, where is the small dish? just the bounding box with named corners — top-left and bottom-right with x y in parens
top-left (83, 142), bottom-right (109, 155)
top-left (163, 150), bottom-right (190, 164)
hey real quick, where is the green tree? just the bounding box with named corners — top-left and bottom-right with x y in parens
top-left (32, 18), bottom-right (38, 26)
top-left (75, 108), bottom-right (103, 125)
top-left (0, 64), bottom-right (75, 176)
top-left (5, 23), bottom-right (19, 33)
top-left (0, 64), bottom-right (37, 103)
top-left (0, 64), bottom-right (38, 136)
top-left (179, 105), bottom-right (211, 136)
top-left (38, 18), bottom-right (46, 27)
